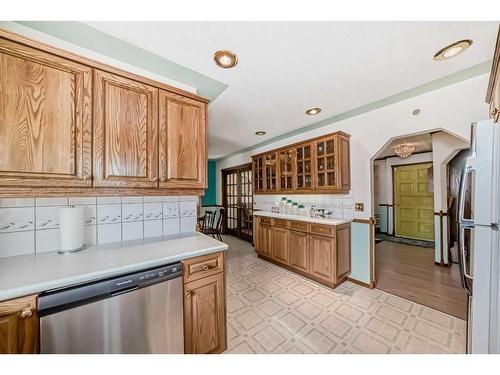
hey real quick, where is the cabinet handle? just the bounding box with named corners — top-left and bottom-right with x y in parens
top-left (493, 108), bottom-right (499, 116)
top-left (83, 174), bottom-right (90, 182)
top-left (185, 290), bottom-right (191, 298)
top-left (202, 265), bottom-right (209, 271)
top-left (20, 306), bottom-right (33, 319)
top-left (160, 177), bottom-right (167, 182)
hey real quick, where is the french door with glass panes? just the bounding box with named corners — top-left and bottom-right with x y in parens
top-left (222, 163), bottom-right (254, 242)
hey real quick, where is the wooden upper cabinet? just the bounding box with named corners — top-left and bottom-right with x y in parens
top-left (487, 26), bottom-right (500, 122)
top-left (0, 37), bottom-right (92, 188)
top-left (0, 295), bottom-right (39, 354)
top-left (251, 131), bottom-right (350, 194)
top-left (93, 70), bottom-right (159, 187)
top-left (158, 90), bottom-right (207, 189)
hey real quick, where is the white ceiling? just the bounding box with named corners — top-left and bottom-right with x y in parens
top-left (376, 133), bottom-right (433, 159)
top-left (85, 21), bottom-right (498, 159)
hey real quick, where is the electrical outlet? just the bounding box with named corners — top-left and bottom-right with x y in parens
top-left (355, 202), bottom-right (364, 212)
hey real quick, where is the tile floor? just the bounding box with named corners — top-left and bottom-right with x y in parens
top-left (223, 235), bottom-right (466, 354)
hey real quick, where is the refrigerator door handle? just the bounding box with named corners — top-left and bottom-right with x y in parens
top-left (458, 152), bottom-right (476, 226)
top-left (459, 224), bottom-right (474, 281)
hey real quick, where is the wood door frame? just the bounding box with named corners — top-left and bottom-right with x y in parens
top-left (392, 162), bottom-right (435, 241)
top-left (221, 163), bottom-right (253, 241)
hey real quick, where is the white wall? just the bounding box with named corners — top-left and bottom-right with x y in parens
top-left (216, 74), bottom-right (490, 220)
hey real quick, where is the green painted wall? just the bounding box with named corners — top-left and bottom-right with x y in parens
top-left (350, 222), bottom-right (371, 284)
top-left (202, 160), bottom-right (217, 206)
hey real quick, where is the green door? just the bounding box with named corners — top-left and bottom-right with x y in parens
top-left (394, 163), bottom-right (434, 241)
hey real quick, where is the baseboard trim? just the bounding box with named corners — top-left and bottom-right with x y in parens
top-left (434, 261), bottom-right (451, 267)
top-left (347, 277), bottom-right (375, 289)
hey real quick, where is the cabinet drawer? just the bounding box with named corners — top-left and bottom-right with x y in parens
top-left (273, 218), bottom-right (289, 228)
top-left (260, 217), bottom-right (272, 225)
top-left (310, 224), bottom-right (334, 237)
top-left (182, 252), bottom-right (224, 283)
top-left (290, 220), bottom-right (308, 232)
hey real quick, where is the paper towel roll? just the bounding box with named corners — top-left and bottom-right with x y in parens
top-left (59, 206), bottom-right (85, 252)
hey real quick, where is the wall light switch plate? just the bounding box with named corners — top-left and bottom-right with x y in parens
top-left (355, 202), bottom-right (364, 212)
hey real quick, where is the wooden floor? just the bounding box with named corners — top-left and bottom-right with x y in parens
top-left (375, 241), bottom-right (468, 320)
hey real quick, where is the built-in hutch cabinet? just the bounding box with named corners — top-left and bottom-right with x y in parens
top-left (0, 29), bottom-right (208, 197)
top-left (252, 131), bottom-right (351, 194)
top-left (253, 215), bottom-right (351, 288)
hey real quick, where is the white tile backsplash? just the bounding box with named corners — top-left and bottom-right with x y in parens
top-left (180, 216), bottom-right (197, 233)
top-left (0, 195), bottom-right (195, 258)
top-left (0, 198), bottom-right (35, 208)
top-left (36, 206), bottom-right (62, 230)
top-left (98, 222), bottom-right (122, 244)
top-left (254, 194), bottom-right (356, 219)
top-left (122, 222), bottom-right (143, 241)
top-left (0, 207), bottom-right (34, 233)
top-left (163, 202), bottom-right (180, 218)
top-left (122, 203), bottom-right (143, 222)
top-left (97, 204), bottom-right (122, 225)
top-left (144, 220), bottom-right (162, 238)
top-left (163, 218), bottom-right (180, 235)
top-left (0, 231), bottom-right (35, 258)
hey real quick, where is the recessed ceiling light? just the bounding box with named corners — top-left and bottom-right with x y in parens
top-left (255, 131), bottom-right (266, 136)
top-left (412, 109), bottom-right (421, 116)
top-left (433, 40), bottom-right (472, 61)
top-left (306, 107), bottom-right (321, 115)
top-left (214, 50), bottom-right (238, 68)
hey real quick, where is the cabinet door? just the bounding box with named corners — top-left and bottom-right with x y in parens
top-left (314, 137), bottom-right (337, 190)
top-left (258, 224), bottom-right (273, 258)
top-left (184, 273), bottom-right (226, 354)
top-left (278, 149), bottom-right (295, 191)
top-left (0, 38), bottom-right (92, 188)
top-left (337, 135), bottom-right (351, 192)
top-left (159, 90), bottom-right (207, 188)
top-left (93, 70), bottom-right (158, 187)
top-left (264, 153), bottom-right (278, 191)
top-left (309, 234), bottom-right (335, 282)
top-left (288, 230), bottom-right (309, 272)
top-left (295, 143), bottom-right (313, 190)
top-left (253, 157), bottom-right (265, 192)
top-left (0, 295), bottom-right (38, 354)
top-left (272, 227), bottom-right (289, 264)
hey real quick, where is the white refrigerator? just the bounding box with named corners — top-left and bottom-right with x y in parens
top-left (458, 119), bottom-right (500, 353)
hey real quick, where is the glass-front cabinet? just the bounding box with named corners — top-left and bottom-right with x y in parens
top-left (253, 156), bottom-right (265, 192)
top-left (295, 143), bottom-right (312, 190)
top-left (315, 137), bottom-right (336, 190)
top-left (251, 131), bottom-right (350, 194)
top-left (278, 149), bottom-right (295, 190)
top-left (264, 153), bottom-right (278, 191)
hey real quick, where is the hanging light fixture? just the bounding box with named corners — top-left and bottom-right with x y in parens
top-left (394, 144), bottom-right (415, 159)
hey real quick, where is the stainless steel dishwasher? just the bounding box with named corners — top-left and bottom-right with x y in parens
top-left (39, 262), bottom-right (184, 354)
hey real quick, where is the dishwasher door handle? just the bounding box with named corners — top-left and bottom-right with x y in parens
top-left (111, 285), bottom-right (139, 297)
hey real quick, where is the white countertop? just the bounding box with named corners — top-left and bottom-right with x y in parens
top-left (253, 211), bottom-right (351, 225)
top-left (0, 232), bottom-right (228, 302)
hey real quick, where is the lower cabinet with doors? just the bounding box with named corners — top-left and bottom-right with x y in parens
top-left (254, 215), bottom-right (351, 288)
top-left (0, 294), bottom-right (38, 354)
top-left (182, 251), bottom-right (227, 354)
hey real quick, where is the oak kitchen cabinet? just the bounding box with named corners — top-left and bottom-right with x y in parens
top-left (93, 70), bottom-right (159, 188)
top-left (0, 29), bottom-right (209, 197)
top-left (254, 214), bottom-right (351, 288)
top-left (0, 295), bottom-right (38, 354)
top-left (182, 252), bottom-right (227, 354)
top-left (159, 90), bottom-right (207, 189)
top-left (0, 37), bottom-right (92, 188)
top-left (251, 131), bottom-right (351, 194)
